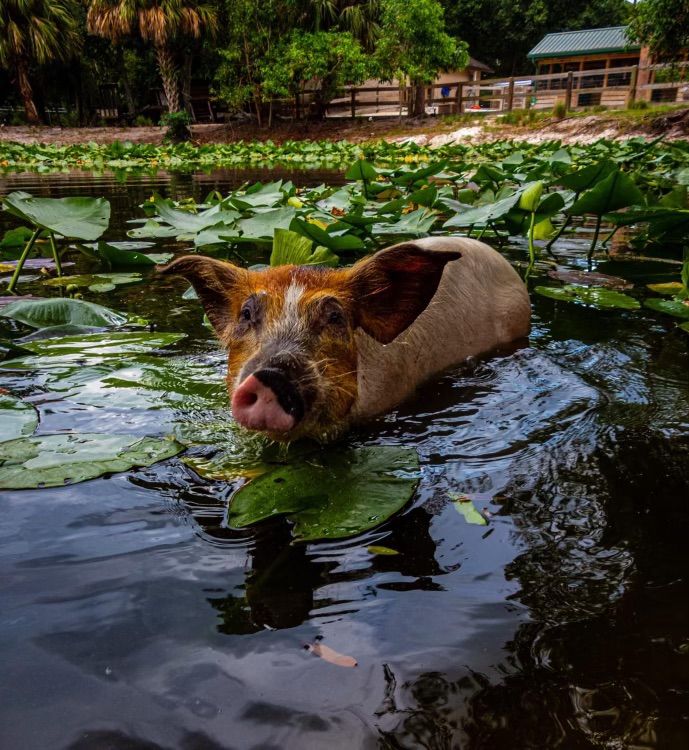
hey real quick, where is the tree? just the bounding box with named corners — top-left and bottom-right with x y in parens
top-left (629, 0), bottom-right (689, 60)
top-left (87, 0), bottom-right (217, 112)
top-left (0, 0), bottom-right (81, 124)
top-left (261, 30), bottom-right (370, 118)
top-left (375, 0), bottom-right (468, 116)
top-left (442, 0), bottom-right (630, 75)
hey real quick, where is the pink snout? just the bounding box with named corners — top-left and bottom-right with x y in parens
top-left (231, 374), bottom-right (296, 433)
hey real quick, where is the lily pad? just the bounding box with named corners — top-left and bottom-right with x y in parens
top-left (535, 285), bottom-right (640, 310)
top-left (270, 229), bottom-right (338, 267)
top-left (0, 298), bottom-right (138, 328)
top-left (646, 282), bottom-right (684, 295)
top-left (0, 433), bottom-right (183, 490)
top-left (3, 192), bottom-right (110, 241)
top-left (548, 269), bottom-right (633, 290)
top-left (42, 273), bottom-right (143, 292)
top-left (228, 446), bottom-right (420, 542)
top-left (643, 297), bottom-right (689, 319)
top-left (0, 393), bottom-right (38, 443)
top-left (6, 331), bottom-right (186, 359)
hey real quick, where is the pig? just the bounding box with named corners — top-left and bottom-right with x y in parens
top-left (160, 237), bottom-right (530, 441)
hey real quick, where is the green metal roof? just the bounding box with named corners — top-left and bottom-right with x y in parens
top-left (528, 26), bottom-right (640, 60)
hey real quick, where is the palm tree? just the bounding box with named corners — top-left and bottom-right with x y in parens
top-left (0, 0), bottom-right (81, 124)
top-left (87, 0), bottom-right (217, 113)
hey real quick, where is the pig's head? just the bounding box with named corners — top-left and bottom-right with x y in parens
top-left (160, 242), bottom-right (460, 441)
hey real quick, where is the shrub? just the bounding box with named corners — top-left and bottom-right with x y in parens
top-left (134, 115), bottom-right (154, 127)
top-left (630, 99), bottom-right (649, 111)
top-left (160, 111), bottom-right (192, 142)
top-left (553, 101), bottom-right (567, 120)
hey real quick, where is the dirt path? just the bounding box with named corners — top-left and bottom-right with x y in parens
top-left (1, 109), bottom-right (687, 147)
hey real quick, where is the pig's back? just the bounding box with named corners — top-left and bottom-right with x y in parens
top-left (352, 237), bottom-right (531, 420)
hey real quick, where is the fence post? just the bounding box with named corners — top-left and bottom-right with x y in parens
top-left (350, 88), bottom-right (356, 119)
top-left (564, 71), bottom-right (574, 113)
top-left (507, 77), bottom-right (515, 112)
top-left (456, 82), bottom-right (464, 114)
top-left (627, 65), bottom-right (639, 108)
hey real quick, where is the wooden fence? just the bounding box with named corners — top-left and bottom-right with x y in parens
top-left (274, 62), bottom-right (689, 120)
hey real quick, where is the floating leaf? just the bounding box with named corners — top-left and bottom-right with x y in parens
top-left (367, 545), bottom-right (399, 556)
top-left (42, 273), bottom-right (143, 292)
top-left (5, 331), bottom-right (185, 359)
top-left (307, 642), bottom-right (357, 668)
top-left (0, 393), bottom-right (38, 443)
top-left (646, 282), bottom-right (684, 295)
top-left (0, 298), bottom-right (134, 328)
top-left (236, 207), bottom-right (296, 241)
top-left (3, 192), bottom-right (110, 240)
top-left (643, 297), bottom-right (689, 319)
top-left (548, 270), bottom-right (633, 290)
top-left (452, 495), bottom-right (488, 525)
top-left (0, 433), bottom-right (183, 489)
top-left (79, 240), bottom-right (170, 268)
top-left (535, 285), bottom-right (640, 310)
top-left (228, 446), bottom-right (420, 542)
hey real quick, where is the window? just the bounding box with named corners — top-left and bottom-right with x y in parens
top-left (581, 59), bottom-right (605, 89)
top-left (607, 57), bottom-right (638, 87)
top-left (578, 92), bottom-right (601, 107)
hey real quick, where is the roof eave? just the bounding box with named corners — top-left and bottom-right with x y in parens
top-left (528, 45), bottom-right (641, 60)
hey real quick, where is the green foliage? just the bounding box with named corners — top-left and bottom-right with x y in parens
top-left (261, 30), bottom-right (370, 115)
top-left (160, 111), bottom-right (192, 142)
top-left (375, 0), bottom-right (468, 86)
top-left (628, 0), bottom-right (689, 60)
top-left (553, 101), bottom-right (567, 120)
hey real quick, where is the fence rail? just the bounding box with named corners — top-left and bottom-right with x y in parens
top-left (274, 62), bottom-right (689, 120)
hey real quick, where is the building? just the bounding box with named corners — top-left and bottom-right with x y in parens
top-left (527, 26), bottom-right (648, 108)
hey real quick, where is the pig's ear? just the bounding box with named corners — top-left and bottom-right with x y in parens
top-left (347, 242), bottom-right (461, 344)
top-left (158, 255), bottom-right (245, 336)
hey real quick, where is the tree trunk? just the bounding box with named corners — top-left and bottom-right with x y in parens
top-left (181, 50), bottom-right (193, 114)
top-left (410, 82), bottom-right (425, 117)
top-left (16, 58), bottom-right (41, 124)
top-left (155, 44), bottom-right (180, 113)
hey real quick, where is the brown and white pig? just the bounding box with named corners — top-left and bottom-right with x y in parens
top-left (160, 237), bottom-right (530, 441)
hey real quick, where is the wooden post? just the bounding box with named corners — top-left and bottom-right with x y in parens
top-left (456, 82), bottom-right (464, 114)
top-left (627, 65), bottom-right (639, 108)
top-left (350, 88), bottom-right (356, 119)
top-left (564, 71), bottom-right (574, 113)
top-left (507, 77), bottom-right (515, 112)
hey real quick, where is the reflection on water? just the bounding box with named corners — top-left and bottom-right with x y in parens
top-left (0, 171), bottom-right (688, 749)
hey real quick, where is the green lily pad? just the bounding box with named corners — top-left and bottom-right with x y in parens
top-left (646, 282), bottom-right (684, 295)
top-left (0, 393), bottom-right (38, 443)
top-left (535, 285), bottom-right (640, 310)
top-left (644, 297), bottom-right (689, 319)
top-left (0, 298), bottom-right (140, 328)
top-left (367, 545), bottom-right (400, 556)
top-left (680, 322), bottom-right (689, 334)
top-left (78, 241), bottom-right (171, 268)
top-left (42, 273), bottom-right (143, 292)
top-left (3, 192), bottom-right (110, 241)
top-left (0, 433), bottom-right (183, 489)
top-left (228, 446), bottom-right (420, 542)
top-left (270, 228), bottom-right (338, 267)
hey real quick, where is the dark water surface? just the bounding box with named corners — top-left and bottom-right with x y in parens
top-left (1, 171), bottom-right (688, 750)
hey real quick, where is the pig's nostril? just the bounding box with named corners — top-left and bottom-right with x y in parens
top-left (245, 392), bottom-right (258, 406)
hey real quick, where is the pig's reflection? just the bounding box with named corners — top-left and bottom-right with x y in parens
top-left (201, 507), bottom-right (441, 633)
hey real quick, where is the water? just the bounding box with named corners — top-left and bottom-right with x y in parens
top-left (1, 171), bottom-right (688, 750)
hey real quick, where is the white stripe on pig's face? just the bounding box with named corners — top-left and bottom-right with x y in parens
top-left (159, 243), bottom-right (461, 441)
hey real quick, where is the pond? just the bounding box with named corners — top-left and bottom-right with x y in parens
top-left (1, 169), bottom-right (688, 750)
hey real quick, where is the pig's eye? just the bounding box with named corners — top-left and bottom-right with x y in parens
top-left (240, 306), bottom-right (252, 321)
top-left (327, 309), bottom-right (345, 326)
top-left (237, 296), bottom-right (262, 330)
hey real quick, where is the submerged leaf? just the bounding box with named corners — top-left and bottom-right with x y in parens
top-left (0, 433), bottom-right (183, 489)
top-left (228, 446), bottom-right (420, 542)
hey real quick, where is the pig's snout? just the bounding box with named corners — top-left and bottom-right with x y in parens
top-left (231, 368), bottom-right (305, 434)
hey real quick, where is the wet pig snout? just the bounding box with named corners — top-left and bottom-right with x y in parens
top-left (231, 368), bottom-right (305, 433)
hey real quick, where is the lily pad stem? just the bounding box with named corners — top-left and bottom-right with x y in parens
top-left (48, 233), bottom-right (63, 278)
top-left (526, 210), bottom-right (537, 278)
top-left (545, 215), bottom-right (572, 259)
top-left (588, 215), bottom-right (603, 265)
top-left (6, 226), bottom-right (41, 294)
